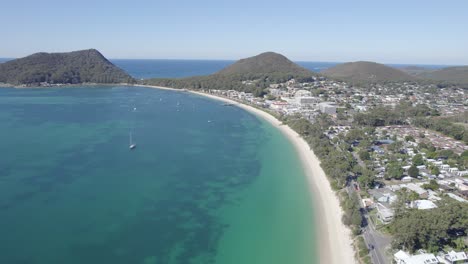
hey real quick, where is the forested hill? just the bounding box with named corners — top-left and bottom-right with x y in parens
top-left (217, 52), bottom-right (312, 76)
top-left (321, 61), bottom-right (416, 83)
top-left (417, 66), bottom-right (468, 85)
top-left (141, 52), bottom-right (318, 94)
top-left (0, 49), bottom-right (134, 85)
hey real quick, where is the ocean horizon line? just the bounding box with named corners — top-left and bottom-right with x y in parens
top-left (0, 57), bottom-right (462, 68)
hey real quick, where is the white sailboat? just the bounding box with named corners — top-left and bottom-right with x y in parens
top-left (129, 132), bottom-right (136, 150)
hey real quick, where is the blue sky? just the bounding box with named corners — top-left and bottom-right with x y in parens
top-left (1, 0), bottom-right (467, 64)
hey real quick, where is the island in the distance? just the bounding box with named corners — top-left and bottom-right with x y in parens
top-left (0, 49), bottom-right (134, 86)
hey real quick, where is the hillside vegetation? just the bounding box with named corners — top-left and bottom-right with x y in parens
top-left (321, 61), bottom-right (416, 83)
top-left (0, 49), bottom-right (134, 85)
top-left (217, 52), bottom-right (312, 76)
top-left (141, 52), bottom-right (317, 94)
top-left (418, 66), bottom-right (468, 84)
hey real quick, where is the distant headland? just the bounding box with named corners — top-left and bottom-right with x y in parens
top-left (0, 49), bottom-right (134, 86)
top-left (1, 49), bottom-right (467, 88)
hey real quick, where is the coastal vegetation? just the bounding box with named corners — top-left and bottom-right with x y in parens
top-left (413, 116), bottom-right (468, 143)
top-left (0, 49), bottom-right (134, 85)
top-left (321, 61), bottom-right (416, 83)
top-left (322, 61), bottom-right (468, 87)
top-left (281, 114), bottom-right (363, 230)
top-left (390, 197), bottom-right (468, 253)
top-left (353, 103), bottom-right (438, 127)
top-left (141, 52), bottom-right (318, 94)
top-left (417, 66), bottom-right (468, 85)
top-left (282, 113), bottom-right (369, 262)
top-left (3, 48), bottom-right (466, 263)
top-left (142, 54), bottom-right (467, 262)
top-left (353, 103), bottom-right (467, 144)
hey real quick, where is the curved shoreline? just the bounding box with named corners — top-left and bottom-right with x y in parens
top-left (139, 85), bottom-right (356, 264)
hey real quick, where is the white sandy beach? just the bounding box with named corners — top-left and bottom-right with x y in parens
top-left (141, 85), bottom-right (356, 264)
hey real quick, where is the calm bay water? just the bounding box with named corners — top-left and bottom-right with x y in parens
top-left (0, 86), bottom-right (316, 263)
top-left (0, 58), bottom-right (453, 263)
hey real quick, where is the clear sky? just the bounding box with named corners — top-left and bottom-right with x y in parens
top-left (1, 0), bottom-right (467, 64)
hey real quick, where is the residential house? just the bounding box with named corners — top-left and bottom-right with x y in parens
top-left (394, 250), bottom-right (439, 264)
top-left (410, 200), bottom-right (437, 210)
top-left (376, 203), bottom-right (394, 223)
top-left (444, 250), bottom-right (468, 264)
top-left (318, 102), bottom-right (337, 114)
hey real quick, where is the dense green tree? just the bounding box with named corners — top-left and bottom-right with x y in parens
top-left (412, 154), bottom-right (424, 166)
top-left (359, 150), bottom-right (371, 161)
top-left (462, 150), bottom-right (468, 158)
top-left (408, 165), bottom-right (419, 177)
top-left (413, 117), bottom-right (467, 143)
top-left (387, 141), bottom-right (403, 153)
top-left (386, 162), bottom-right (404, 180)
top-left (430, 166), bottom-right (440, 175)
top-left (345, 129), bottom-right (365, 142)
top-left (359, 139), bottom-right (373, 149)
top-left (422, 180), bottom-right (439, 191)
top-left (391, 199), bottom-right (468, 252)
top-left (357, 168), bottom-right (375, 189)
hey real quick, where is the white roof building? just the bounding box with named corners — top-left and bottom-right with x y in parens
top-left (444, 250), bottom-right (468, 264)
top-left (411, 200), bottom-right (437, 210)
top-left (376, 203), bottom-right (394, 223)
top-left (402, 176), bottom-right (414, 182)
top-left (295, 96), bottom-right (319, 107)
top-left (447, 193), bottom-right (467, 203)
top-left (404, 183), bottom-right (428, 196)
top-left (394, 250), bottom-right (439, 264)
top-left (318, 102), bottom-right (337, 115)
top-left (294, 89), bottom-right (312, 97)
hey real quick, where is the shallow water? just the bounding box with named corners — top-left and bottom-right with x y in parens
top-left (0, 86), bottom-right (316, 263)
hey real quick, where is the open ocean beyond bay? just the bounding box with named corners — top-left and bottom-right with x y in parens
top-left (0, 85), bottom-right (317, 263)
top-left (109, 59), bottom-right (451, 79)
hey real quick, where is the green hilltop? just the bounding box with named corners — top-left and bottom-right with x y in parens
top-left (417, 66), bottom-right (468, 84)
top-left (0, 49), bottom-right (134, 85)
top-left (321, 61), bottom-right (416, 83)
top-left (216, 52), bottom-right (312, 76)
top-left (141, 52), bottom-right (318, 94)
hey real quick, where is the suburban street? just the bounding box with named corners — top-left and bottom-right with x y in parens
top-left (363, 214), bottom-right (392, 264)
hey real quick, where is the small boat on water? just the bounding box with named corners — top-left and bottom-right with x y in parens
top-left (129, 132), bottom-right (136, 150)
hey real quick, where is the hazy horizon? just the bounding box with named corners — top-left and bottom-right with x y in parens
top-left (0, 56), bottom-right (462, 67)
top-left (1, 0), bottom-right (467, 65)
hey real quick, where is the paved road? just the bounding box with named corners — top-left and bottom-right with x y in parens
top-left (363, 215), bottom-right (392, 264)
top-left (347, 178), bottom-right (391, 264)
top-left (348, 145), bottom-right (393, 263)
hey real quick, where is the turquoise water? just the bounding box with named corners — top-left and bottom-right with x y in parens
top-left (0, 86), bottom-right (316, 264)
